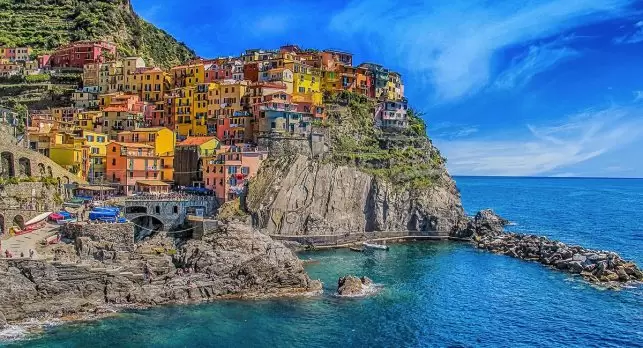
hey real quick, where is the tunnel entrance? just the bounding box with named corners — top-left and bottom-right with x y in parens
top-left (131, 215), bottom-right (164, 241)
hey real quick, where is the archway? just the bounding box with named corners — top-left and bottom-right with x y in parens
top-left (1, 152), bottom-right (14, 177)
top-left (126, 206), bottom-right (147, 214)
top-left (38, 163), bottom-right (45, 176)
top-left (13, 215), bottom-right (25, 230)
top-left (18, 157), bottom-right (31, 177)
top-left (131, 215), bottom-right (164, 241)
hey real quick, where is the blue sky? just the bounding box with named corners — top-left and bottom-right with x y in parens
top-left (132, 0), bottom-right (643, 177)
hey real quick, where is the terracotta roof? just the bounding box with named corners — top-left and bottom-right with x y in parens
top-left (111, 142), bottom-right (153, 148)
top-left (177, 136), bottom-right (216, 146)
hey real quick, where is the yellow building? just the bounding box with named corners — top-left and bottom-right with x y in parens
top-left (387, 72), bottom-right (404, 101)
top-left (171, 63), bottom-right (205, 88)
top-left (116, 127), bottom-right (176, 181)
top-left (287, 62), bottom-right (322, 105)
top-left (121, 57), bottom-right (146, 93)
top-left (211, 80), bottom-right (248, 118)
top-left (135, 67), bottom-right (170, 102)
top-left (74, 110), bottom-right (103, 132)
top-left (49, 133), bottom-right (90, 180)
top-left (77, 130), bottom-right (109, 182)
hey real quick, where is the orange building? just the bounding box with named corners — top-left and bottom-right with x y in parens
top-left (106, 142), bottom-right (160, 195)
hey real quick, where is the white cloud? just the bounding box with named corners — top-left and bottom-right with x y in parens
top-left (429, 122), bottom-right (479, 139)
top-left (330, 0), bottom-right (633, 101)
top-left (614, 26), bottom-right (643, 44)
top-left (495, 42), bottom-right (580, 89)
top-left (435, 105), bottom-right (643, 176)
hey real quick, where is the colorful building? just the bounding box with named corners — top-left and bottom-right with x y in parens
top-left (203, 144), bottom-right (268, 201)
top-left (116, 127), bottom-right (175, 181)
top-left (49, 41), bottom-right (116, 69)
top-left (0, 47), bottom-right (32, 62)
top-left (287, 62), bottom-right (322, 106)
top-left (375, 100), bottom-right (409, 129)
top-left (73, 130), bottom-right (109, 182)
top-left (173, 137), bottom-right (219, 187)
top-left (106, 142), bottom-right (160, 195)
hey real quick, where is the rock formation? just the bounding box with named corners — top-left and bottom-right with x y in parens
top-left (461, 210), bottom-right (643, 285)
top-left (0, 221), bottom-right (321, 324)
top-left (246, 155), bottom-right (467, 237)
top-left (337, 275), bottom-right (375, 296)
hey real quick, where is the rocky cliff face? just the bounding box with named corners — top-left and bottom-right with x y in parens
top-left (246, 154), bottom-right (467, 237)
top-left (0, 222), bottom-right (320, 324)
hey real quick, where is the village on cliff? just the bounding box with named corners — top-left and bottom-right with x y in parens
top-left (0, 41), bottom-right (408, 200)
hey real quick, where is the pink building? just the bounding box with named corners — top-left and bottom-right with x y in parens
top-left (203, 145), bottom-right (268, 201)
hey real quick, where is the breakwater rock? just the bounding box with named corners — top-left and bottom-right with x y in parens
top-left (337, 275), bottom-right (375, 297)
top-left (467, 210), bottom-right (643, 285)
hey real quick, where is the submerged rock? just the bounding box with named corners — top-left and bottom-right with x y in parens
top-left (337, 275), bottom-right (375, 296)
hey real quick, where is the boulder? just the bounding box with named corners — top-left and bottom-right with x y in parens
top-left (567, 261), bottom-right (584, 274)
top-left (337, 275), bottom-right (374, 296)
top-left (0, 311), bottom-right (6, 329)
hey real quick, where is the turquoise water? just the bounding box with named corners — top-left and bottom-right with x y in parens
top-left (6, 177), bottom-right (643, 347)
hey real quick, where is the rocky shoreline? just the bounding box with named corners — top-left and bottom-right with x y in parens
top-left (0, 219), bottom-right (322, 331)
top-left (460, 210), bottom-right (643, 286)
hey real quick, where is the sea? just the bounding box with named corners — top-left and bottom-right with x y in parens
top-left (3, 177), bottom-right (643, 347)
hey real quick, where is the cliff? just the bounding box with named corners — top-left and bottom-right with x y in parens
top-left (0, 0), bottom-right (195, 68)
top-left (0, 222), bottom-right (320, 323)
top-left (246, 92), bottom-right (468, 238)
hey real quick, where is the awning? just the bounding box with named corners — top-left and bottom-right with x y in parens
top-left (136, 180), bottom-right (170, 187)
top-left (76, 185), bottom-right (117, 192)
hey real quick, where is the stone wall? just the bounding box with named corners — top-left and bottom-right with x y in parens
top-left (257, 131), bottom-right (328, 159)
top-left (0, 123), bottom-right (86, 184)
top-left (61, 222), bottom-right (135, 262)
top-left (0, 182), bottom-right (63, 234)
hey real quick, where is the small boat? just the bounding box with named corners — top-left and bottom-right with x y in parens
top-left (56, 218), bottom-right (77, 225)
top-left (350, 247), bottom-right (364, 252)
top-left (362, 242), bottom-right (389, 251)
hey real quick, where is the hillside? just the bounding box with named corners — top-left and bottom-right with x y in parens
top-left (0, 0), bottom-right (195, 68)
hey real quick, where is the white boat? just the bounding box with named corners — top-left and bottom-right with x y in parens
top-left (24, 212), bottom-right (53, 226)
top-left (362, 242), bottom-right (389, 251)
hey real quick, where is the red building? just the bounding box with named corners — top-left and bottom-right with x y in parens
top-left (243, 62), bottom-right (259, 82)
top-left (49, 41), bottom-right (116, 69)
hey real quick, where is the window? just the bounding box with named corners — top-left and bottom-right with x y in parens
top-left (298, 87), bottom-right (305, 93)
top-left (91, 147), bottom-right (99, 154)
top-left (129, 171), bottom-right (133, 178)
top-left (173, 206), bottom-right (178, 214)
top-left (112, 146), bottom-right (116, 152)
top-left (112, 158), bottom-right (116, 165)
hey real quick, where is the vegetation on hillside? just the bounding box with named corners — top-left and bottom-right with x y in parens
top-left (0, 0), bottom-right (195, 68)
top-left (323, 91), bottom-right (446, 189)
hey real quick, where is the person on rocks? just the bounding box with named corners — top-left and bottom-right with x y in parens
top-left (20, 251), bottom-right (24, 258)
top-left (5, 249), bottom-right (12, 258)
top-left (29, 249), bottom-right (34, 259)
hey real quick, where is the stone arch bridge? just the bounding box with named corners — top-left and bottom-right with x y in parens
top-left (120, 196), bottom-right (219, 232)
